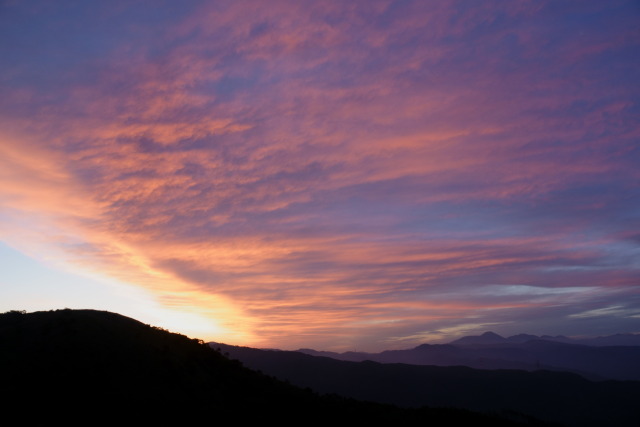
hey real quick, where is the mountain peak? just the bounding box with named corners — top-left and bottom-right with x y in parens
top-left (481, 331), bottom-right (504, 338)
top-left (450, 331), bottom-right (507, 346)
top-left (507, 333), bottom-right (540, 343)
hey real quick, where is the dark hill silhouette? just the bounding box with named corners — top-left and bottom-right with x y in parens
top-left (569, 333), bottom-right (640, 347)
top-left (0, 309), bottom-right (526, 426)
top-left (297, 334), bottom-right (640, 381)
top-left (212, 341), bottom-right (640, 427)
top-left (451, 331), bottom-right (508, 345)
top-left (507, 334), bottom-right (541, 343)
top-left (451, 331), bottom-right (640, 347)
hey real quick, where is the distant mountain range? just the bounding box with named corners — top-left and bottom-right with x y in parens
top-left (212, 341), bottom-right (640, 427)
top-left (4, 309), bottom-right (639, 426)
top-left (449, 331), bottom-right (640, 347)
top-left (295, 331), bottom-right (640, 381)
top-left (0, 309), bottom-right (528, 426)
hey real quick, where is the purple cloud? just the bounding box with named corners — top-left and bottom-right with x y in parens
top-left (0, 0), bottom-right (638, 350)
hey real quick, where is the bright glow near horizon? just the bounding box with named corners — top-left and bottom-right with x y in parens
top-left (1, 0), bottom-right (639, 352)
top-left (0, 241), bottom-right (244, 343)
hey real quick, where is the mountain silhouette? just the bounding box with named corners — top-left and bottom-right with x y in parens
top-left (507, 334), bottom-right (543, 343)
top-left (1, 309), bottom-right (528, 426)
top-left (213, 341), bottom-right (640, 427)
top-left (450, 331), bottom-right (508, 345)
top-left (452, 331), bottom-right (640, 347)
top-left (297, 332), bottom-right (640, 381)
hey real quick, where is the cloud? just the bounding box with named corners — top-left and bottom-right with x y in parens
top-left (569, 305), bottom-right (640, 319)
top-left (0, 0), bottom-right (638, 350)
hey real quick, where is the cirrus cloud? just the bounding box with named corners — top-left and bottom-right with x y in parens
top-left (0, 0), bottom-right (638, 350)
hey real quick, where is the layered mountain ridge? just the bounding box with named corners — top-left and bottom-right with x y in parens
top-left (0, 309), bottom-right (529, 426)
top-left (212, 340), bottom-right (640, 427)
top-left (448, 331), bottom-right (640, 346)
top-left (295, 331), bottom-right (640, 381)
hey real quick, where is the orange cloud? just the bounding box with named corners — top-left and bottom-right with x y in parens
top-left (1, 0), bottom-right (638, 350)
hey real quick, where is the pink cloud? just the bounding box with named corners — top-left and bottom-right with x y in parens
top-left (0, 0), bottom-right (638, 350)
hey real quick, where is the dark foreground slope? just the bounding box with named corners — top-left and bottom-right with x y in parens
top-left (212, 342), bottom-right (640, 427)
top-left (0, 310), bottom-right (526, 426)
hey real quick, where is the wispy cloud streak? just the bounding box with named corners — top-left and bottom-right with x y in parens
top-left (0, 0), bottom-right (638, 350)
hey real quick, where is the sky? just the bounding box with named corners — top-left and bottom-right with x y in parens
top-left (1, 0), bottom-right (639, 352)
